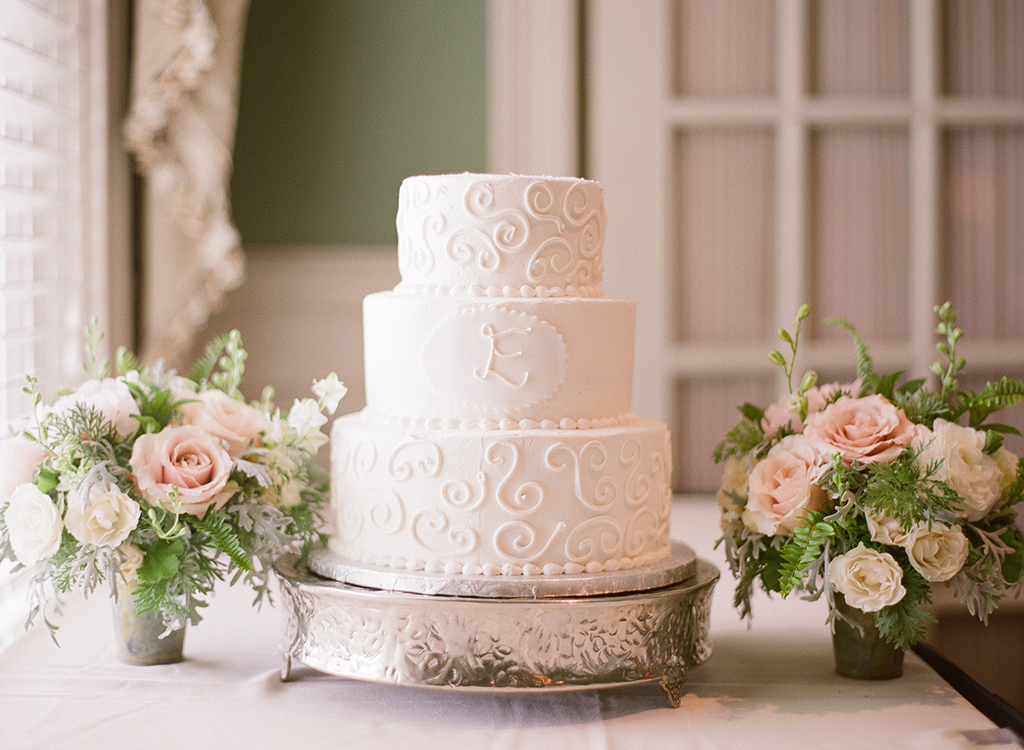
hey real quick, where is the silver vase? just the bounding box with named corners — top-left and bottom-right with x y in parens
top-left (111, 578), bottom-right (185, 665)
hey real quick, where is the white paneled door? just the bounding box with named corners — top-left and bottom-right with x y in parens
top-left (589, 0), bottom-right (1024, 492)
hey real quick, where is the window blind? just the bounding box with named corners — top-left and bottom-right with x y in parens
top-left (0, 0), bottom-right (104, 652)
top-left (1, 0), bottom-right (94, 429)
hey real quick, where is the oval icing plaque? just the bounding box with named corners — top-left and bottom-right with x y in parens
top-left (421, 307), bottom-right (568, 413)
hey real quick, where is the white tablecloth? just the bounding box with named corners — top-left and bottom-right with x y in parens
top-left (0, 497), bottom-right (1016, 750)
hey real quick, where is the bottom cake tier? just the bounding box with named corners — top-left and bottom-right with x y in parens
top-left (329, 413), bottom-right (673, 576)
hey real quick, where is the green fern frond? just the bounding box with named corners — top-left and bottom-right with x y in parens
top-left (187, 332), bottom-right (232, 384)
top-left (965, 377), bottom-right (1024, 429)
top-left (193, 511), bottom-right (254, 572)
top-left (778, 514), bottom-right (834, 597)
top-left (825, 316), bottom-right (876, 390)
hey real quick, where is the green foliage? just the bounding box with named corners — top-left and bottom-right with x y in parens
top-left (712, 407), bottom-right (768, 463)
top-left (189, 330), bottom-right (247, 396)
top-left (824, 316), bottom-right (876, 390)
top-left (858, 454), bottom-right (962, 531)
top-left (194, 510), bottom-right (254, 573)
top-left (874, 564), bottom-right (935, 651)
top-left (777, 513), bottom-right (834, 597)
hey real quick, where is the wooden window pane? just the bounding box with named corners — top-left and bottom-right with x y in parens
top-left (672, 128), bottom-right (775, 344)
top-left (674, 376), bottom-right (777, 493)
top-left (811, 0), bottom-right (910, 96)
top-left (943, 0), bottom-right (1024, 97)
top-left (672, 0), bottom-right (775, 97)
top-left (944, 130), bottom-right (1024, 339)
top-left (810, 128), bottom-right (910, 342)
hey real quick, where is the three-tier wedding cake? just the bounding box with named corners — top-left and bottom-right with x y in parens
top-left (328, 173), bottom-right (673, 579)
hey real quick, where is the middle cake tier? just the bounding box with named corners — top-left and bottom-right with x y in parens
top-left (362, 291), bottom-right (636, 426)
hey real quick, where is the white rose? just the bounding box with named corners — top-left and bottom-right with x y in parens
top-left (864, 508), bottom-right (909, 546)
top-left (116, 542), bottom-right (145, 585)
top-left (916, 419), bottom-right (1002, 521)
top-left (904, 522), bottom-right (969, 582)
top-left (53, 378), bottom-right (140, 437)
top-left (64, 485), bottom-right (141, 548)
top-left (3, 483), bottom-right (63, 565)
top-left (827, 542), bottom-right (906, 612)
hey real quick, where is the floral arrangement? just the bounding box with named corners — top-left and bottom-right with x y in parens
top-left (715, 303), bottom-right (1024, 651)
top-left (0, 328), bottom-right (346, 635)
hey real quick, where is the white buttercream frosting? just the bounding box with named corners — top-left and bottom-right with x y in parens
top-left (330, 415), bottom-right (673, 576)
top-left (395, 173), bottom-right (606, 296)
top-left (330, 173), bottom-right (673, 578)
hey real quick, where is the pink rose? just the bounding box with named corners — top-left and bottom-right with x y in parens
top-left (179, 389), bottom-right (268, 455)
top-left (804, 394), bottom-right (914, 466)
top-left (53, 378), bottom-right (140, 437)
top-left (760, 381), bottom-right (860, 438)
top-left (130, 426), bottom-right (234, 518)
top-left (0, 436), bottom-right (47, 505)
top-left (743, 434), bottom-right (829, 535)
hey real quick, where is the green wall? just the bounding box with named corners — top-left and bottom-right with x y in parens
top-left (231, 0), bottom-right (489, 247)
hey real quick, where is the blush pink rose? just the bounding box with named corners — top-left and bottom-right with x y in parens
top-left (0, 436), bottom-right (47, 505)
top-left (130, 426), bottom-right (233, 518)
top-left (760, 381), bottom-right (861, 438)
top-left (179, 389), bottom-right (268, 456)
top-left (743, 434), bottom-right (829, 535)
top-left (803, 394), bottom-right (915, 466)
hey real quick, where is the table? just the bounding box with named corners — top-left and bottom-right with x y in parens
top-left (0, 497), bottom-right (1019, 750)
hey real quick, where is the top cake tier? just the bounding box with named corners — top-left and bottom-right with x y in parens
top-left (395, 173), bottom-right (606, 297)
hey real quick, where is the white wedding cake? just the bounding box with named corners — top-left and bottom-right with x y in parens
top-left (329, 173), bottom-right (673, 578)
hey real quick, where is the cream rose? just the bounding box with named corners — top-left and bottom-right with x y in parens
top-left (3, 483), bottom-right (63, 565)
top-left (116, 542), bottom-right (145, 585)
top-left (53, 378), bottom-right (140, 437)
top-left (64, 485), bottom-right (141, 548)
top-left (904, 522), bottom-right (969, 582)
top-left (864, 508), bottom-right (909, 546)
top-left (804, 394), bottom-right (915, 466)
top-left (0, 436), bottom-right (47, 505)
top-left (995, 447), bottom-right (1019, 493)
top-left (827, 543), bottom-right (906, 612)
top-left (717, 454), bottom-right (751, 515)
top-left (742, 434), bottom-right (829, 535)
top-left (915, 419), bottom-right (1003, 521)
top-left (179, 389), bottom-right (269, 456)
top-left (130, 425), bottom-right (234, 518)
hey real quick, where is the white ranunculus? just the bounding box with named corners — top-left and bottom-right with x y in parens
top-left (864, 508), bottom-right (909, 546)
top-left (827, 543), bottom-right (906, 613)
top-left (3, 483), bottom-right (63, 565)
top-left (915, 419), bottom-right (1003, 521)
top-left (64, 485), bottom-right (141, 548)
top-left (53, 378), bottom-right (140, 437)
top-left (904, 522), bottom-right (969, 582)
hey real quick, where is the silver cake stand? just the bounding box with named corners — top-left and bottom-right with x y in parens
top-left (276, 543), bottom-right (719, 707)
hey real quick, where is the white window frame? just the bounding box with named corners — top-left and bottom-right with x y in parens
top-left (589, 0), bottom-right (1024, 434)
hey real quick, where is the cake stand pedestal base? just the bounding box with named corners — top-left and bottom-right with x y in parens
top-left (274, 549), bottom-right (719, 708)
